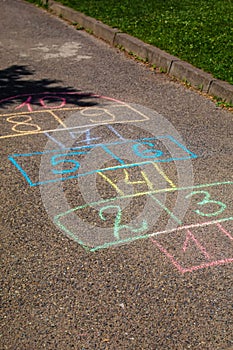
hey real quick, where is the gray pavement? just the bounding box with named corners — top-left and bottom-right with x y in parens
top-left (1, 1), bottom-right (233, 349)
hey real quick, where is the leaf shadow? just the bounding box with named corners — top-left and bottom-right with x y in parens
top-left (0, 65), bottom-right (98, 109)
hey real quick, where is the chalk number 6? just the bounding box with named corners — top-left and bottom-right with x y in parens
top-left (186, 190), bottom-right (226, 217)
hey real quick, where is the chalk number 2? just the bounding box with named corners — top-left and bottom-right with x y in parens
top-left (99, 205), bottom-right (147, 240)
top-left (186, 190), bottom-right (226, 217)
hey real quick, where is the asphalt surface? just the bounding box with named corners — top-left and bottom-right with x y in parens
top-left (1, 1), bottom-right (233, 349)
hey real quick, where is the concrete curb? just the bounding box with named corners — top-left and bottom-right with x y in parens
top-left (43, 0), bottom-right (233, 103)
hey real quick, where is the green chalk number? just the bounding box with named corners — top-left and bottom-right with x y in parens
top-left (99, 205), bottom-right (148, 240)
top-left (186, 190), bottom-right (226, 217)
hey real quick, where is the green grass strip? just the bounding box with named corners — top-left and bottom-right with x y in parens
top-left (28, 0), bottom-right (233, 85)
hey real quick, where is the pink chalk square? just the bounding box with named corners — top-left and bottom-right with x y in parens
top-left (150, 221), bottom-right (233, 273)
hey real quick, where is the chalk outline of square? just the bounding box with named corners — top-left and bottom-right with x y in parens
top-left (54, 195), bottom-right (152, 252)
top-left (150, 219), bottom-right (233, 273)
top-left (0, 110), bottom-right (68, 139)
top-left (74, 103), bottom-right (150, 123)
top-left (54, 184), bottom-right (233, 252)
top-left (0, 102), bottom-right (150, 139)
top-left (8, 135), bottom-right (198, 186)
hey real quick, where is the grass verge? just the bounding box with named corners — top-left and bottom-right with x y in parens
top-left (51, 0), bottom-right (233, 85)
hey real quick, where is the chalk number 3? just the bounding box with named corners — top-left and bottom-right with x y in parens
top-left (186, 190), bottom-right (226, 217)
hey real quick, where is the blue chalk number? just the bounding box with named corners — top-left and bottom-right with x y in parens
top-left (51, 152), bottom-right (81, 175)
top-left (133, 142), bottom-right (163, 159)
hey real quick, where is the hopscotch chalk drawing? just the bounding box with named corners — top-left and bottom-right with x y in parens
top-left (1, 92), bottom-right (232, 273)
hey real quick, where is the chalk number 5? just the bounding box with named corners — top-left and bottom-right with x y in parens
top-left (186, 190), bottom-right (226, 217)
top-left (51, 153), bottom-right (80, 175)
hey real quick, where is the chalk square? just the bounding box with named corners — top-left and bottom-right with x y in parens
top-left (0, 110), bottom-right (66, 139)
top-left (53, 195), bottom-right (156, 251)
top-left (54, 103), bottom-right (150, 129)
top-left (102, 136), bottom-right (197, 165)
top-left (135, 136), bottom-right (198, 162)
top-left (8, 148), bottom-right (93, 186)
top-left (150, 220), bottom-right (233, 273)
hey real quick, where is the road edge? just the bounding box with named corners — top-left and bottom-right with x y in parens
top-left (42, 0), bottom-right (233, 103)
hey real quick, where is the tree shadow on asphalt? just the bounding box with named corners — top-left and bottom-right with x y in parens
top-left (0, 65), bottom-right (98, 109)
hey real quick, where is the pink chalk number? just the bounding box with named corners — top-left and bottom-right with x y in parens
top-left (15, 94), bottom-right (66, 111)
top-left (151, 222), bottom-right (233, 273)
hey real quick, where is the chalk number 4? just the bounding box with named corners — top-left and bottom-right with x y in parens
top-left (186, 190), bottom-right (226, 217)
